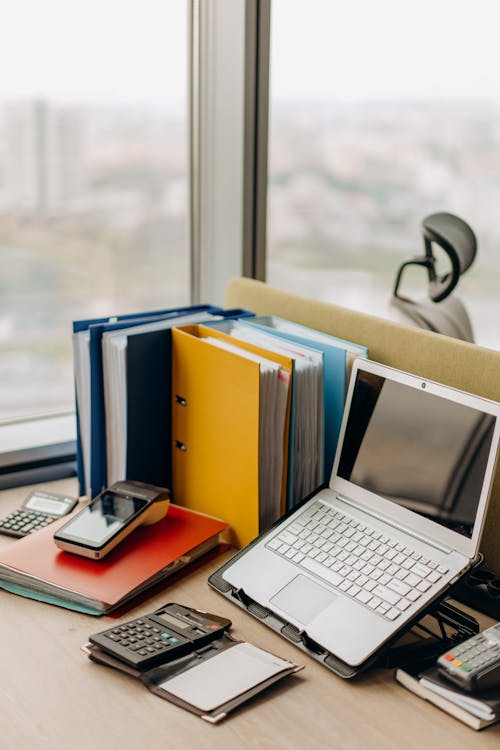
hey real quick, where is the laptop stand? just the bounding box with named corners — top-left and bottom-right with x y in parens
top-left (208, 550), bottom-right (480, 678)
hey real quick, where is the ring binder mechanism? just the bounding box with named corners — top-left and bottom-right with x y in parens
top-left (209, 542), bottom-right (481, 679)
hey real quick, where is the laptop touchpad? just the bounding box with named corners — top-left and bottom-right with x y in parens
top-left (270, 575), bottom-right (337, 625)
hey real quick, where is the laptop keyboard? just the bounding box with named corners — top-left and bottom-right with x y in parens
top-left (265, 501), bottom-right (449, 622)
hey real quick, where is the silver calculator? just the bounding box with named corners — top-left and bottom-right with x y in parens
top-left (0, 490), bottom-right (78, 538)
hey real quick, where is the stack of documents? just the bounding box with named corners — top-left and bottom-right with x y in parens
top-left (209, 317), bottom-right (368, 510)
top-left (102, 311), bottom-right (217, 488)
top-left (0, 505), bottom-right (227, 615)
top-left (211, 322), bottom-right (324, 508)
top-left (396, 665), bottom-right (500, 730)
top-left (72, 304), bottom-right (251, 497)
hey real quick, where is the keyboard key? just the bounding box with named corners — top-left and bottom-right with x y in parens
top-left (412, 562), bottom-right (432, 578)
top-left (417, 580), bottom-right (432, 593)
top-left (373, 584), bottom-right (400, 606)
top-left (396, 598), bottom-right (411, 611)
top-left (427, 570), bottom-right (441, 584)
top-left (356, 590), bottom-right (372, 604)
top-left (404, 573), bottom-right (421, 587)
top-left (346, 584), bottom-right (361, 597)
top-left (301, 557), bottom-right (343, 587)
top-left (387, 579), bottom-right (411, 597)
top-left (385, 608), bottom-right (401, 621)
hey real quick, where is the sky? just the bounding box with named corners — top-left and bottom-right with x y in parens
top-left (0, 0), bottom-right (499, 106)
top-left (0, 0), bottom-right (187, 105)
top-left (271, 0), bottom-right (500, 102)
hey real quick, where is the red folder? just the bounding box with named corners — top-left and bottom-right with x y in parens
top-left (0, 505), bottom-right (227, 614)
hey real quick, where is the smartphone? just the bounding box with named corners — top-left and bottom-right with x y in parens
top-left (53, 481), bottom-right (170, 559)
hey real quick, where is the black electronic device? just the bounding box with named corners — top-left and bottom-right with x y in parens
top-left (437, 622), bottom-right (500, 692)
top-left (0, 489), bottom-right (78, 538)
top-left (53, 480), bottom-right (170, 559)
top-left (89, 602), bottom-right (232, 670)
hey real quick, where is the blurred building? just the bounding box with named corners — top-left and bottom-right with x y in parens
top-left (1, 99), bottom-right (86, 216)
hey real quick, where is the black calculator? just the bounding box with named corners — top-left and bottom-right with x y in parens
top-left (89, 602), bottom-right (232, 670)
top-left (0, 489), bottom-right (79, 539)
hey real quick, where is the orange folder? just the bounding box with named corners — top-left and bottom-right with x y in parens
top-left (0, 505), bottom-right (227, 614)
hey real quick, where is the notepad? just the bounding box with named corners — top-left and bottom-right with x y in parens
top-left (159, 642), bottom-right (294, 712)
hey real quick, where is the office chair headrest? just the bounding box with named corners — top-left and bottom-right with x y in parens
top-left (393, 212), bottom-right (477, 304)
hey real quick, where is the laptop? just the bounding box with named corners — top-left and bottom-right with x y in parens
top-left (222, 359), bottom-right (500, 667)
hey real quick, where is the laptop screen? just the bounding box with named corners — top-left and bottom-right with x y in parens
top-left (337, 370), bottom-right (496, 538)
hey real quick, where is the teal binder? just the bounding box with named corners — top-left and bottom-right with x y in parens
top-left (243, 316), bottom-right (368, 493)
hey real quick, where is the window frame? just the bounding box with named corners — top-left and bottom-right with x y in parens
top-left (0, 0), bottom-right (271, 486)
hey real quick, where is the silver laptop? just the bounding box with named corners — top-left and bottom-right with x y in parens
top-left (222, 359), bottom-right (500, 667)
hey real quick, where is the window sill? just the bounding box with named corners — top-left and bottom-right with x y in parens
top-left (0, 413), bottom-right (77, 490)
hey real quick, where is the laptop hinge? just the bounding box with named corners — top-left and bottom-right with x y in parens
top-left (335, 494), bottom-right (452, 554)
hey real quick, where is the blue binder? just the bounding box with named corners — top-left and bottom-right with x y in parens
top-left (73, 305), bottom-right (252, 496)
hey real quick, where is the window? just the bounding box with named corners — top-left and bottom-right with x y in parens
top-left (267, 0), bottom-right (500, 349)
top-left (0, 0), bottom-right (189, 424)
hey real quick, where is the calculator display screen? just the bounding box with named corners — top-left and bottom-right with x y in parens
top-left (156, 612), bottom-right (191, 630)
top-left (57, 491), bottom-right (149, 547)
top-left (26, 495), bottom-right (68, 515)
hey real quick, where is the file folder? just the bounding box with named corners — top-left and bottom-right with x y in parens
top-left (73, 305), bottom-right (252, 497)
top-left (171, 325), bottom-right (293, 547)
top-left (207, 319), bottom-right (324, 510)
top-left (243, 316), bottom-right (368, 486)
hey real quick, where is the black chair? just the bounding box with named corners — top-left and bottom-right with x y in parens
top-left (391, 212), bottom-right (477, 342)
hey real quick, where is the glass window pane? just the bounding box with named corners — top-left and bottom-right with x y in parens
top-left (267, 0), bottom-right (500, 348)
top-left (0, 0), bottom-right (188, 420)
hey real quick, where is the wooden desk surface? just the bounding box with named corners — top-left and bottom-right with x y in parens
top-left (1, 479), bottom-right (499, 750)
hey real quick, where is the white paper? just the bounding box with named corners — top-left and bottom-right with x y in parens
top-left (159, 642), bottom-right (293, 712)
